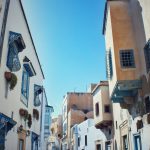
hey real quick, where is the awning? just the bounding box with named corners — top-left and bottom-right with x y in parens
top-left (0, 113), bottom-right (16, 132)
top-left (23, 56), bottom-right (36, 77)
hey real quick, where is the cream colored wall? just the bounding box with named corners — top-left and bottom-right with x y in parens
top-left (101, 86), bottom-right (112, 121)
top-left (104, 1), bottom-right (150, 149)
top-left (0, 0), bottom-right (44, 149)
top-left (93, 85), bottom-right (112, 126)
top-left (105, 0), bottom-right (145, 98)
top-left (110, 1), bottom-right (141, 81)
top-left (105, 8), bottom-right (117, 96)
top-left (67, 93), bottom-right (93, 113)
top-left (93, 87), bottom-right (103, 125)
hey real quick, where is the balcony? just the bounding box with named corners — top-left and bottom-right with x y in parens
top-left (95, 116), bottom-right (113, 129)
top-left (111, 80), bottom-right (142, 103)
top-left (92, 81), bottom-right (113, 129)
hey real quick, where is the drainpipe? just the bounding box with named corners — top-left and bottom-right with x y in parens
top-left (39, 86), bottom-right (44, 150)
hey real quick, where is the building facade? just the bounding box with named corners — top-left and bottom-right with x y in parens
top-left (0, 0), bottom-right (51, 150)
top-left (92, 81), bottom-right (113, 150)
top-left (48, 115), bottom-right (63, 150)
top-left (62, 92), bottom-right (93, 150)
top-left (103, 0), bottom-right (150, 149)
top-left (40, 89), bottom-right (54, 150)
top-left (71, 119), bottom-right (106, 150)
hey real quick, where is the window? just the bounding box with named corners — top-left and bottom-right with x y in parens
top-left (104, 105), bottom-right (110, 113)
top-left (144, 40), bottom-right (150, 72)
top-left (0, 0), bottom-right (10, 63)
top-left (45, 115), bottom-right (49, 124)
top-left (134, 134), bottom-right (142, 150)
top-left (34, 84), bottom-right (42, 107)
top-left (7, 32), bottom-right (25, 72)
top-left (78, 137), bottom-right (80, 147)
top-left (123, 135), bottom-right (128, 150)
top-left (96, 144), bottom-right (101, 150)
top-left (63, 123), bottom-right (67, 134)
top-left (108, 129), bottom-right (111, 135)
top-left (95, 103), bottom-right (99, 116)
top-left (145, 97), bottom-right (150, 113)
top-left (21, 67), bottom-right (30, 104)
top-left (116, 121), bottom-right (118, 129)
top-left (120, 50), bottom-right (135, 68)
top-left (85, 135), bottom-right (87, 146)
top-left (44, 126), bottom-right (49, 130)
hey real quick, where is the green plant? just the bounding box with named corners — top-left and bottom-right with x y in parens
top-left (10, 73), bottom-right (17, 90)
top-left (24, 109), bottom-right (29, 121)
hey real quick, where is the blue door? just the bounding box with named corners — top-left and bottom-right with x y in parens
top-left (0, 129), bottom-right (5, 150)
top-left (134, 134), bottom-right (142, 150)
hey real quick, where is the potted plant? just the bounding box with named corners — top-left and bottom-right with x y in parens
top-left (10, 73), bottom-right (17, 90)
top-left (136, 119), bottom-right (143, 131)
top-left (4, 72), bottom-right (17, 90)
top-left (4, 72), bottom-right (12, 81)
top-left (27, 114), bottom-right (32, 128)
top-left (33, 109), bottom-right (39, 120)
top-left (19, 108), bottom-right (25, 117)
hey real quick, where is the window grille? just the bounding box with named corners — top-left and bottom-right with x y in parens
top-left (120, 49), bottom-right (135, 68)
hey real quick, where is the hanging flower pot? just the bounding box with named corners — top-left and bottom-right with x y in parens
top-left (5, 72), bottom-right (17, 90)
top-left (19, 108), bottom-right (25, 117)
top-left (33, 109), bottom-right (39, 120)
top-left (147, 114), bottom-right (150, 124)
top-left (4, 71), bottom-right (12, 82)
top-left (136, 119), bottom-right (143, 131)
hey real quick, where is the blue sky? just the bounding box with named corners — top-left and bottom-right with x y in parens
top-left (22, 0), bottom-right (106, 117)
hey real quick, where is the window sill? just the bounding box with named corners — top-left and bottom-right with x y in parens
top-left (120, 67), bottom-right (136, 71)
top-left (20, 94), bottom-right (28, 107)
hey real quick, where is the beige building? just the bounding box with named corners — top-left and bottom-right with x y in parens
top-left (48, 115), bottom-right (62, 150)
top-left (92, 81), bottom-right (113, 149)
top-left (62, 92), bottom-right (93, 150)
top-left (103, 0), bottom-right (150, 149)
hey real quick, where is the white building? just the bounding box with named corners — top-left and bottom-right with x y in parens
top-left (71, 119), bottom-right (106, 150)
top-left (40, 89), bottom-right (54, 150)
top-left (0, 0), bottom-right (50, 150)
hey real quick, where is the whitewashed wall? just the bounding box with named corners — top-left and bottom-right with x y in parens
top-left (0, 0), bottom-right (44, 149)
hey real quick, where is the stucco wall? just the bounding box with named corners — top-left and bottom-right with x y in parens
top-left (72, 119), bottom-right (106, 150)
top-left (0, 0), bottom-right (44, 149)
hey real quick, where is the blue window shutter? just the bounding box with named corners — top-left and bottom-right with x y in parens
top-left (26, 74), bottom-right (29, 100)
top-left (34, 84), bottom-right (43, 107)
top-left (106, 49), bottom-right (113, 80)
top-left (21, 67), bottom-right (30, 101)
top-left (7, 32), bottom-right (25, 72)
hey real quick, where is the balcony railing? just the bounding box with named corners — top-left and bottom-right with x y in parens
top-left (111, 80), bottom-right (142, 103)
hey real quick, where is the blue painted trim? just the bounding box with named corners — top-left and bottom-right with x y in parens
top-left (23, 61), bottom-right (36, 77)
top-left (111, 80), bottom-right (142, 103)
top-left (21, 67), bottom-right (30, 106)
top-left (133, 133), bottom-right (142, 150)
